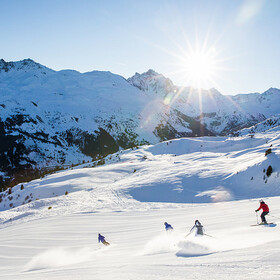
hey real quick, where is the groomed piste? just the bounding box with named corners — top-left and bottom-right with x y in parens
top-left (0, 128), bottom-right (279, 280)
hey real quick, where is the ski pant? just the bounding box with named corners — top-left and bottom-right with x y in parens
top-left (261, 211), bottom-right (269, 223)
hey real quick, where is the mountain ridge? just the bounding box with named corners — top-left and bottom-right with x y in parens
top-left (0, 58), bottom-right (279, 188)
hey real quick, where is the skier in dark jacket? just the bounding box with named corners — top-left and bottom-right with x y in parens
top-left (98, 233), bottom-right (110, 246)
top-left (164, 222), bottom-right (174, 231)
top-left (190, 220), bottom-right (204, 236)
top-left (255, 200), bottom-right (269, 224)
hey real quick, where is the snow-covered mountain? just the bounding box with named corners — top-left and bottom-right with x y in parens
top-left (0, 58), bottom-right (279, 188)
top-left (0, 59), bottom-right (211, 187)
top-left (232, 114), bottom-right (280, 136)
top-left (128, 70), bottom-right (280, 134)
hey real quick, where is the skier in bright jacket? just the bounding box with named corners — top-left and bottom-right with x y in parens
top-left (98, 233), bottom-right (110, 246)
top-left (255, 200), bottom-right (269, 224)
top-left (164, 222), bottom-right (174, 231)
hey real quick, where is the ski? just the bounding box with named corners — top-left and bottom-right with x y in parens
top-left (250, 223), bottom-right (276, 227)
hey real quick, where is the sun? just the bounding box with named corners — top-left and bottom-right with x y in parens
top-left (181, 47), bottom-right (218, 89)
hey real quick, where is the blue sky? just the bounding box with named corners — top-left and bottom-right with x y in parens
top-left (0, 0), bottom-right (279, 95)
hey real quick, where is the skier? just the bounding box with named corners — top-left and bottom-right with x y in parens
top-left (164, 222), bottom-right (174, 231)
top-left (98, 233), bottom-right (110, 246)
top-left (255, 200), bottom-right (269, 224)
top-left (190, 220), bottom-right (204, 236)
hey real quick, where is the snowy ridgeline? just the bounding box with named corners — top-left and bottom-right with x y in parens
top-left (1, 58), bottom-right (280, 189)
top-left (0, 128), bottom-right (279, 279)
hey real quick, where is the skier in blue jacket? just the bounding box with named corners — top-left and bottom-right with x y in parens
top-left (98, 233), bottom-right (110, 246)
top-left (164, 222), bottom-right (174, 231)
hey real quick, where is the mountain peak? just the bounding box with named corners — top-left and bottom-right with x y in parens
top-left (0, 59), bottom-right (9, 72)
top-left (127, 69), bottom-right (174, 94)
top-left (0, 58), bottom-right (52, 73)
top-left (263, 87), bottom-right (280, 95)
top-left (143, 69), bottom-right (158, 76)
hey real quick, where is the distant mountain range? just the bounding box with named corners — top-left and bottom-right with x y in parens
top-left (0, 58), bottom-right (279, 188)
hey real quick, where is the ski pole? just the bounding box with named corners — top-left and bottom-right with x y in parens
top-left (256, 211), bottom-right (259, 224)
top-left (204, 233), bottom-right (216, 239)
top-left (185, 226), bottom-right (195, 238)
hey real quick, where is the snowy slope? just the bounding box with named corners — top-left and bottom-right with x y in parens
top-left (0, 128), bottom-right (280, 279)
top-left (1, 198), bottom-right (280, 280)
top-left (0, 126), bottom-right (279, 212)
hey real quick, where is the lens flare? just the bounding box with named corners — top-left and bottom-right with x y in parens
top-left (137, 25), bottom-right (245, 127)
top-left (179, 46), bottom-right (220, 89)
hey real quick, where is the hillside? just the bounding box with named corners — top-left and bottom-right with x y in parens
top-left (0, 127), bottom-right (279, 212)
top-left (233, 114), bottom-right (280, 136)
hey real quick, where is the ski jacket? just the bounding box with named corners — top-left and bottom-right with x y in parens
top-left (257, 203), bottom-right (269, 212)
top-left (195, 224), bottom-right (204, 235)
top-left (165, 223), bottom-right (173, 231)
top-left (190, 222), bottom-right (204, 235)
top-left (98, 234), bottom-right (105, 243)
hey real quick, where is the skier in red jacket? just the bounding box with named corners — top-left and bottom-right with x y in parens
top-left (255, 200), bottom-right (269, 224)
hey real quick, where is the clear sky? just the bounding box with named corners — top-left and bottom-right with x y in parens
top-left (0, 0), bottom-right (279, 95)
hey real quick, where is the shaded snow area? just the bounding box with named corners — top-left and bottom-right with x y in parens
top-left (0, 129), bottom-right (280, 279)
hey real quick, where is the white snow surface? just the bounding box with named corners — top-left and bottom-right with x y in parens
top-left (0, 129), bottom-right (280, 279)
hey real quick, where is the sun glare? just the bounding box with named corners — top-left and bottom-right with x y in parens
top-left (181, 48), bottom-right (218, 89)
